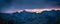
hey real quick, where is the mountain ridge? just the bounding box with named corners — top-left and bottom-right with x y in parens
top-left (0, 10), bottom-right (60, 24)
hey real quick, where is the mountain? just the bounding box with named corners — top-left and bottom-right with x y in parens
top-left (0, 10), bottom-right (60, 24)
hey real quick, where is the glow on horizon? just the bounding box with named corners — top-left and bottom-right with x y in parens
top-left (4, 8), bottom-right (60, 13)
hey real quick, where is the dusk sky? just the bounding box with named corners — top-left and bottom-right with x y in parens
top-left (0, 0), bottom-right (60, 13)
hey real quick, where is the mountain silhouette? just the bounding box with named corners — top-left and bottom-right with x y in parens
top-left (0, 10), bottom-right (60, 24)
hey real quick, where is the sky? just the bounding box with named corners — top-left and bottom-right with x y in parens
top-left (0, 0), bottom-right (60, 13)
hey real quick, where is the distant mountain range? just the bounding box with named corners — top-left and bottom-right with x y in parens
top-left (0, 10), bottom-right (60, 24)
top-left (1, 8), bottom-right (60, 13)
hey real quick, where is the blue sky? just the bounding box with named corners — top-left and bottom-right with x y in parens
top-left (0, 0), bottom-right (60, 13)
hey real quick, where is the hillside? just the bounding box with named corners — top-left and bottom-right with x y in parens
top-left (0, 10), bottom-right (60, 24)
